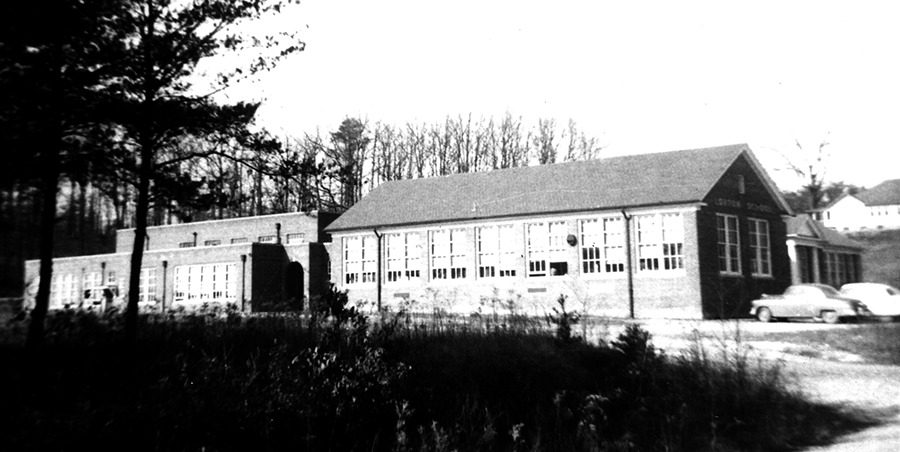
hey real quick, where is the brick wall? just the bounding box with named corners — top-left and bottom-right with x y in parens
top-left (697, 154), bottom-right (792, 318)
top-left (24, 244), bottom-right (256, 311)
top-left (331, 206), bottom-right (705, 319)
top-left (115, 211), bottom-right (329, 253)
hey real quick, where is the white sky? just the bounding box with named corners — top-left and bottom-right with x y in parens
top-left (222, 0), bottom-right (900, 191)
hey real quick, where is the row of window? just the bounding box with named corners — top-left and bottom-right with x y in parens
top-left (173, 263), bottom-right (237, 302)
top-left (50, 268), bottom-right (156, 306)
top-left (49, 262), bottom-right (238, 307)
top-left (343, 213), bottom-right (690, 285)
top-left (823, 252), bottom-right (860, 288)
top-left (178, 233), bottom-right (306, 248)
top-left (870, 205), bottom-right (900, 216)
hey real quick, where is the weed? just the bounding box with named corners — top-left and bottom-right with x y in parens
top-left (546, 294), bottom-right (581, 343)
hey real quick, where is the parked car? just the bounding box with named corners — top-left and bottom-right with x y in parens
top-left (750, 283), bottom-right (872, 324)
top-left (839, 283), bottom-right (900, 319)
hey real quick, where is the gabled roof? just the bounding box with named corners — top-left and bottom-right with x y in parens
top-left (327, 144), bottom-right (791, 232)
top-left (857, 179), bottom-right (900, 206)
top-left (786, 214), bottom-right (865, 250)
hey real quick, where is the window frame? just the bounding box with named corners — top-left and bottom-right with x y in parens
top-left (173, 263), bottom-right (236, 303)
top-left (636, 213), bottom-right (684, 273)
top-left (526, 221), bottom-right (569, 277)
top-left (385, 232), bottom-right (421, 283)
top-left (579, 217), bottom-right (626, 276)
top-left (83, 271), bottom-right (103, 301)
top-left (285, 233), bottom-right (306, 245)
top-left (343, 235), bottom-right (377, 285)
top-left (138, 267), bottom-right (157, 304)
top-left (430, 228), bottom-right (467, 281)
top-left (717, 213), bottom-right (741, 275)
top-left (747, 218), bottom-right (772, 277)
top-left (476, 224), bottom-right (518, 279)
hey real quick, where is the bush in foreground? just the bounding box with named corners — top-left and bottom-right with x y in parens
top-left (0, 308), bottom-right (869, 451)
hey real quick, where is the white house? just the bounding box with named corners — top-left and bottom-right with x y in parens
top-left (820, 179), bottom-right (900, 231)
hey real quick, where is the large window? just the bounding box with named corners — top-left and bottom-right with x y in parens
top-left (430, 229), bottom-right (467, 280)
top-left (748, 218), bottom-right (771, 276)
top-left (54, 273), bottom-right (77, 306)
top-left (386, 232), bottom-right (421, 282)
top-left (477, 225), bottom-right (517, 278)
top-left (717, 214), bottom-right (741, 274)
top-left (173, 263), bottom-right (236, 303)
top-left (83, 271), bottom-right (102, 301)
top-left (580, 218), bottom-right (625, 274)
top-left (344, 236), bottom-right (377, 284)
top-left (636, 213), bottom-right (684, 271)
top-left (527, 222), bottom-right (568, 277)
top-left (139, 267), bottom-right (157, 303)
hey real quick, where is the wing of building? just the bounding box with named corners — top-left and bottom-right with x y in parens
top-left (785, 214), bottom-right (865, 287)
top-left (22, 211), bottom-right (339, 312)
top-left (326, 143), bottom-right (795, 319)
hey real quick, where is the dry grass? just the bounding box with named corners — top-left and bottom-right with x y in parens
top-left (0, 306), bottom-right (875, 452)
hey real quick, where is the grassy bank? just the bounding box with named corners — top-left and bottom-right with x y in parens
top-left (851, 228), bottom-right (900, 288)
top-left (741, 322), bottom-right (900, 365)
top-left (0, 307), bottom-right (870, 452)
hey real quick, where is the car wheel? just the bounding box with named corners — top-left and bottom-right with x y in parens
top-left (820, 310), bottom-right (839, 324)
top-left (756, 307), bottom-right (773, 323)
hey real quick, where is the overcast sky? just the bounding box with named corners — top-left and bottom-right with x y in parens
top-left (223, 0), bottom-right (899, 191)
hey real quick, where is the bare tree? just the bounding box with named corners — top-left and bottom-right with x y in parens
top-left (770, 134), bottom-right (832, 211)
top-left (532, 118), bottom-right (560, 165)
top-left (564, 119), bottom-right (604, 162)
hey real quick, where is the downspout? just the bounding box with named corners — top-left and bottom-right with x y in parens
top-left (192, 232), bottom-right (197, 247)
top-left (622, 209), bottom-right (634, 319)
top-left (373, 228), bottom-right (383, 311)
top-left (101, 262), bottom-right (107, 313)
top-left (161, 260), bottom-right (168, 313)
top-left (276, 223), bottom-right (282, 244)
top-left (241, 254), bottom-right (247, 312)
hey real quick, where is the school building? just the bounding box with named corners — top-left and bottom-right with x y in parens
top-left (325, 144), bottom-right (796, 319)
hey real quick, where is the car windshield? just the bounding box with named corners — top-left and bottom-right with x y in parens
top-left (888, 287), bottom-right (900, 296)
top-left (820, 285), bottom-right (839, 296)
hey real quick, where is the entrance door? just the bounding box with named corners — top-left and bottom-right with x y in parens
top-left (284, 261), bottom-right (304, 310)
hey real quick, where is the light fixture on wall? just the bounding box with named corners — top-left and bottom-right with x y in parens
top-left (566, 234), bottom-right (577, 246)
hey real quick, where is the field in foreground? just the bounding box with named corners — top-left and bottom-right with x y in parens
top-left (0, 307), bottom-right (874, 452)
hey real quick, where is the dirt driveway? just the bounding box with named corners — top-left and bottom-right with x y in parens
top-left (619, 319), bottom-right (900, 452)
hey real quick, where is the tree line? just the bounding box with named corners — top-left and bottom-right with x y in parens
top-left (0, 0), bottom-right (304, 347)
top-left (0, 0), bottom-right (608, 348)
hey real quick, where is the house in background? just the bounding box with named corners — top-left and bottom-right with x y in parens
top-left (786, 214), bottom-right (865, 287)
top-left (22, 212), bottom-right (338, 312)
top-left (818, 179), bottom-right (900, 231)
top-left (326, 144), bottom-right (795, 320)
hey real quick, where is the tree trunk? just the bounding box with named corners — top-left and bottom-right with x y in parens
top-left (25, 144), bottom-right (60, 349)
top-left (125, 144), bottom-right (151, 346)
top-left (25, 33), bottom-right (65, 349)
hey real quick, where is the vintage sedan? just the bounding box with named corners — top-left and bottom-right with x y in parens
top-left (839, 283), bottom-right (900, 319)
top-left (750, 283), bottom-right (872, 324)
